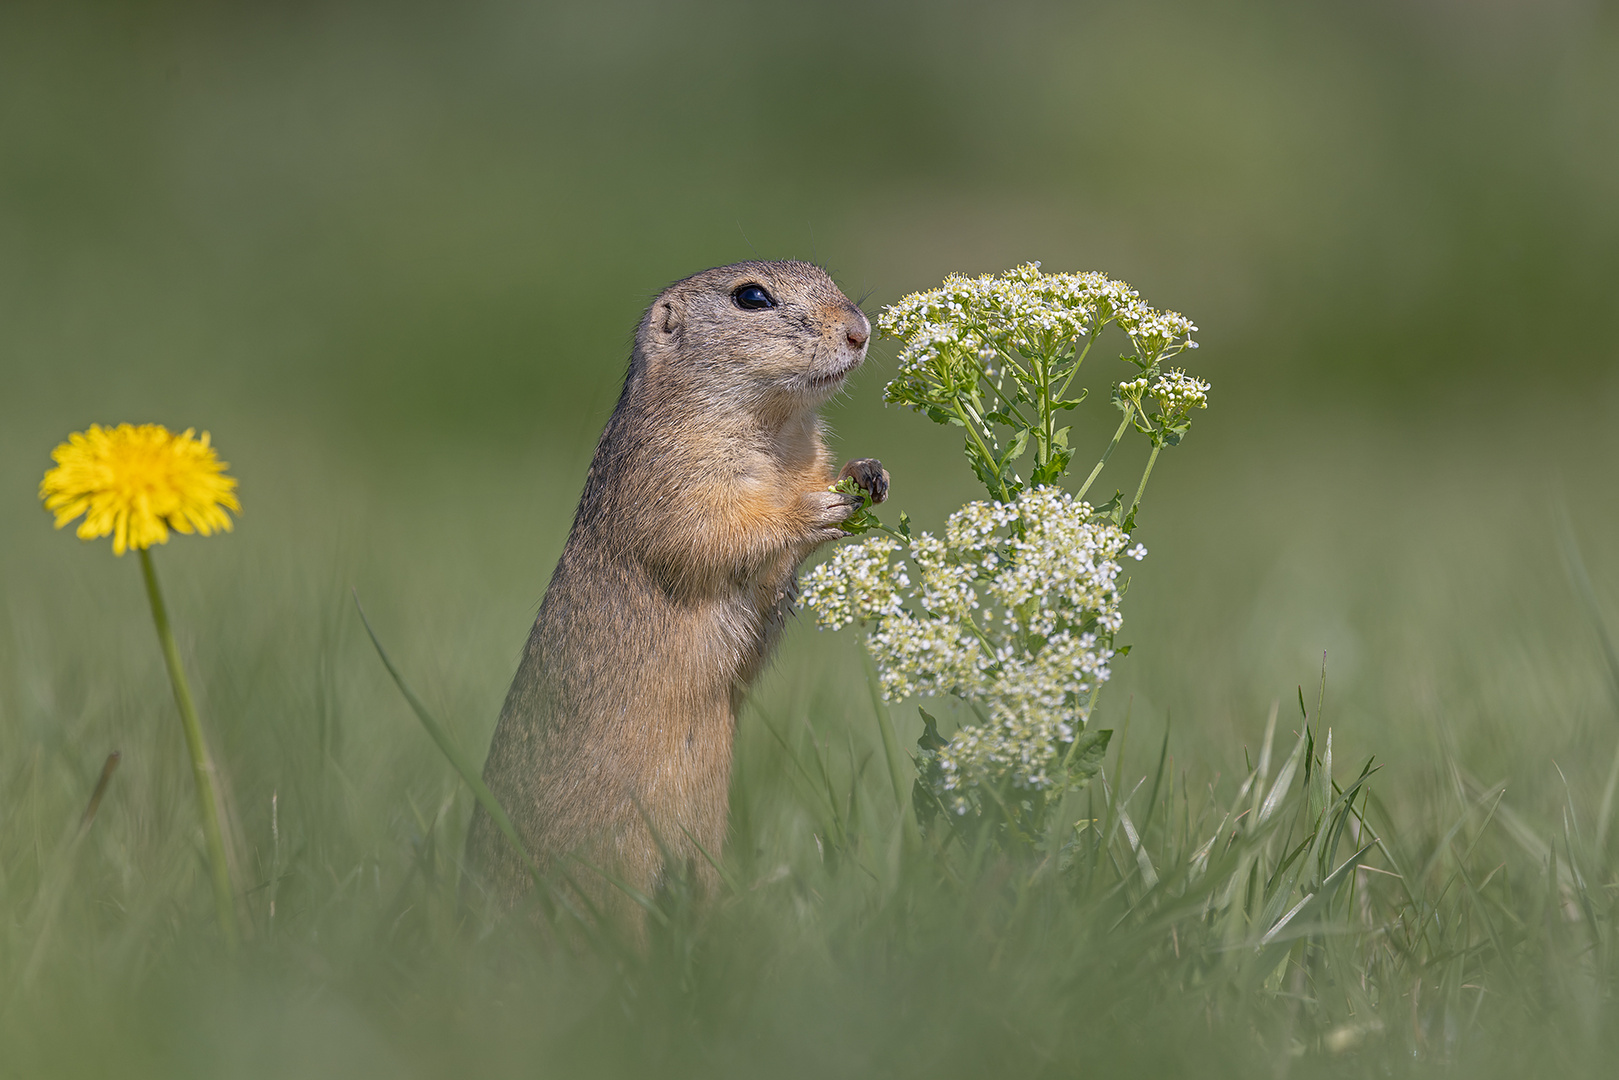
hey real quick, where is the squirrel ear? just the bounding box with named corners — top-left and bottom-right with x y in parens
top-left (656, 299), bottom-right (683, 339)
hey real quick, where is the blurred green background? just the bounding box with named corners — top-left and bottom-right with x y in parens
top-left (7, 0), bottom-right (1619, 823)
top-left (2, 2), bottom-right (1619, 1072)
top-left (7, 0), bottom-right (1617, 764)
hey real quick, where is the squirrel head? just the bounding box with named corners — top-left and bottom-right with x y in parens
top-left (634, 260), bottom-right (871, 418)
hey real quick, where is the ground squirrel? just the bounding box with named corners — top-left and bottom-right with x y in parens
top-left (467, 260), bottom-right (887, 921)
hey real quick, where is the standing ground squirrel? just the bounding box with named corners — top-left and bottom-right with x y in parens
top-left (467, 260), bottom-right (887, 921)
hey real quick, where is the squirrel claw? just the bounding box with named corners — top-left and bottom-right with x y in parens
top-left (838, 458), bottom-right (890, 504)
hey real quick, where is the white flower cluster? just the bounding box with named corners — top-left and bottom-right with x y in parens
top-left (799, 536), bottom-right (908, 631)
top-left (1150, 369), bottom-right (1210, 417)
top-left (877, 263), bottom-right (1198, 410)
top-left (802, 486), bottom-right (1135, 812)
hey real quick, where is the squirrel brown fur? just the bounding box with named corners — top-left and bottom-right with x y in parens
top-left (466, 260), bottom-right (887, 923)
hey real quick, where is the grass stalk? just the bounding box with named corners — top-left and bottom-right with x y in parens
top-left (352, 592), bottom-right (541, 882)
top-left (861, 650), bottom-right (921, 851)
top-left (17, 752), bottom-right (121, 990)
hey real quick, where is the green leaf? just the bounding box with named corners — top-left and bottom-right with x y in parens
top-left (839, 509), bottom-right (880, 535)
top-left (926, 406), bottom-right (964, 427)
top-left (911, 776), bottom-right (941, 832)
top-left (917, 707), bottom-right (948, 752)
top-left (911, 708), bottom-right (951, 834)
top-left (1090, 491), bottom-right (1124, 525)
top-left (1064, 727), bottom-right (1112, 788)
top-left (1029, 443), bottom-right (1073, 486)
top-left (1001, 428), bottom-right (1030, 466)
top-left (830, 475), bottom-right (881, 535)
top-left (968, 444), bottom-right (1002, 493)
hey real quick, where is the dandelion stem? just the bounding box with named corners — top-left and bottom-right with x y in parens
top-left (139, 548), bottom-right (238, 952)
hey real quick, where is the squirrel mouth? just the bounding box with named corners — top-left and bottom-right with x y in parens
top-left (807, 359), bottom-right (862, 391)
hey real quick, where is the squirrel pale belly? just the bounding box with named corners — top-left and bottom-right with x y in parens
top-left (467, 261), bottom-right (887, 918)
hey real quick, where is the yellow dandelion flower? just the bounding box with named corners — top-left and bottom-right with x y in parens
top-left (40, 423), bottom-right (241, 556)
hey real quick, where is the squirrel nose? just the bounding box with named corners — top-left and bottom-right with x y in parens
top-left (845, 311), bottom-right (870, 351)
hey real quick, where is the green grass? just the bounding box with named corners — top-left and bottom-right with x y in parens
top-left (5, 408), bottom-right (1619, 1078)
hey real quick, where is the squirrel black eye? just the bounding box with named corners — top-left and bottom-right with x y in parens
top-left (732, 284), bottom-right (776, 310)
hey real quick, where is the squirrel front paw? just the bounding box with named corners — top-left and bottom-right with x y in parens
top-left (838, 458), bottom-right (889, 504)
top-left (804, 488), bottom-right (864, 541)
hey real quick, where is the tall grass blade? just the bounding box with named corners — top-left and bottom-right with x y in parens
top-left (859, 649), bottom-right (919, 849)
top-left (17, 752), bottom-right (123, 991)
top-left (352, 591), bottom-right (541, 884)
top-left (1259, 725), bottom-right (1308, 826)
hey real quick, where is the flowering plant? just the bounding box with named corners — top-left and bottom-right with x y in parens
top-left (802, 265), bottom-right (1206, 843)
top-left (41, 423), bottom-right (242, 947)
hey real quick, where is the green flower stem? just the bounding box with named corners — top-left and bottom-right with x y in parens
top-left (981, 377), bottom-right (1033, 429)
top-left (1053, 334), bottom-right (1097, 404)
top-left (1129, 441), bottom-right (1163, 524)
top-left (952, 610), bottom-right (998, 659)
top-left (1075, 410), bottom-right (1135, 503)
top-left (1036, 351), bottom-right (1054, 472)
top-left (139, 548), bottom-right (238, 952)
top-left (953, 399), bottom-right (1013, 502)
top-left (991, 344), bottom-right (1035, 385)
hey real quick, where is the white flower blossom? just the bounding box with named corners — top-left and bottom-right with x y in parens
top-left (827, 265), bottom-right (1207, 821)
top-left (877, 263), bottom-right (1199, 414)
top-left (1150, 369), bottom-right (1210, 418)
top-left (799, 536), bottom-right (907, 631)
top-left (802, 486), bottom-right (1134, 812)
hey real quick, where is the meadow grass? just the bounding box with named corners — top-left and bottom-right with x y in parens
top-left (2, 1), bottom-right (1617, 1074)
top-left (4, 406), bottom-right (1619, 1079)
